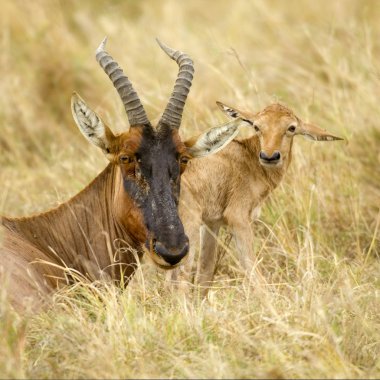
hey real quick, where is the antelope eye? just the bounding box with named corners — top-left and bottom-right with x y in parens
top-left (288, 125), bottom-right (296, 133)
top-left (254, 125), bottom-right (260, 132)
top-left (119, 155), bottom-right (132, 164)
top-left (180, 156), bottom-right (190, 165)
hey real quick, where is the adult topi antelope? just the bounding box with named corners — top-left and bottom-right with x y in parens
top-left (0, 39), bottom-right (240, 311)
top-left (169, 101), bottom-right (343, 293)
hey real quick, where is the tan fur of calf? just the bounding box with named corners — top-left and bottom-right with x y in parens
top-left (168, 102), bottom-right (343, 293)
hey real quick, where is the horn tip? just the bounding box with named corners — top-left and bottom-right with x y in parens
top-left (156, 38), bottom-right (175, 58)
top-left (155, 37), bottom-right (165, 49)
top-left (96, 36), bottom-right (108, 55)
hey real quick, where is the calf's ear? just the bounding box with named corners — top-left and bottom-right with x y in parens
top-left (185, 119), bottom-right (241, 158)
top-left (216, 101), bottom-right (254, 125)
top-left (71, 92), bottom-right (116, 155)
top-left (298, 122), bottom-right (344, 141)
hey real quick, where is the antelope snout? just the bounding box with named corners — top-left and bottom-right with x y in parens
top-left (153, 239), bottom-right (189, 266)
top-left (259, 150), bottom-right (281, 166)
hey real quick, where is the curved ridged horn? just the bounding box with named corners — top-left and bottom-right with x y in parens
top-left (156, 39), bottom-right (194, 130)
top-left (95, 37), bottom-right (150, 127)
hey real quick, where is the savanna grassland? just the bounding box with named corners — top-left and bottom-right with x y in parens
top-left (0, 0), bottom-right (379, 378)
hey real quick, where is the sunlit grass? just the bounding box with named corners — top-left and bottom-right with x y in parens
top-left (0, 0), bottom-right (379, 378)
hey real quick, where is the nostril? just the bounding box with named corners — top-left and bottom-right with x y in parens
top-left (259, 151), bottom-right (267, 160)
top-left (272, 151), bottom-right (281, 161)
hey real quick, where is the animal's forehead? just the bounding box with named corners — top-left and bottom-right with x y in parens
top-left (116, 128), bottom-right (144, 153)
top-left (118, 126), bottom-right (185, 158)
top-left (257, 104), bottom-right (297, 123)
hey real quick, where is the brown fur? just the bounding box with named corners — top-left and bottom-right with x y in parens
top-left (168, 103), bottom-right (343, 293)
top-left (0, 127), bottom-right (150, 311)
top-left (1, 163), bottom-right (142, 311)
top-left (0, 117), bottom-right (242, 310)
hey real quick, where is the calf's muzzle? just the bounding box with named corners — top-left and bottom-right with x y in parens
top-left (259, 150), bottom-right (281, 164)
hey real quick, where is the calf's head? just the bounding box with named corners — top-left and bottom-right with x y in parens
top-left (71, 39), bottom-right (240, 269)
top-left (217, 102), bottom-right (343, 168)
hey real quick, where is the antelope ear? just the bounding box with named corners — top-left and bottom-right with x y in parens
top-left (299, 122), bottom-right (344, 141)
top-left (71, 92), bottom-right (116, 154)
top-left (216, 101), bottom-right (253, 125)
top-left (185, 119), bottom-right (241, 158)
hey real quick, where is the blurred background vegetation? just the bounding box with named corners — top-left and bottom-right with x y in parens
top-left (0, 0), bottom-right (379, 378)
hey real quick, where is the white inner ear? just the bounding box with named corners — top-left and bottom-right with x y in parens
top-left (301, 132), bottom-right (318, 141)
top-left (188, 119), bottom-right (241, 158)
top-left (217, 102), bottom-right (242, 119)
top-left (71, 94), bottom-right (108, 151)
top-left (222, 106), bottom-right (240, 119)
top-left (301, 131), bottom-right (336, 141)
top-left (225, 108), bottom-right (240, 118)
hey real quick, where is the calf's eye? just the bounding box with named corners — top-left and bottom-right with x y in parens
top-left (288, 125), bottom-right (296, 133)
top-left (119, 155), bottom-right (132, 164)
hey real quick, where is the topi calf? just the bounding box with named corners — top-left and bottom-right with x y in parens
top-left (168, 101), bottom-right (343, 294)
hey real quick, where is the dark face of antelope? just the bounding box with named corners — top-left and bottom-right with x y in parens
top-left (118, 124), bottom-right (189, 268)
top-left (73, 39), bottom-right (241, 268)
top-left (72, 38), bottom-right (210, 269)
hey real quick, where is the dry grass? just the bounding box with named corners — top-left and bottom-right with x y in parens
top-left (0, 0), bottom-right (379, 378)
